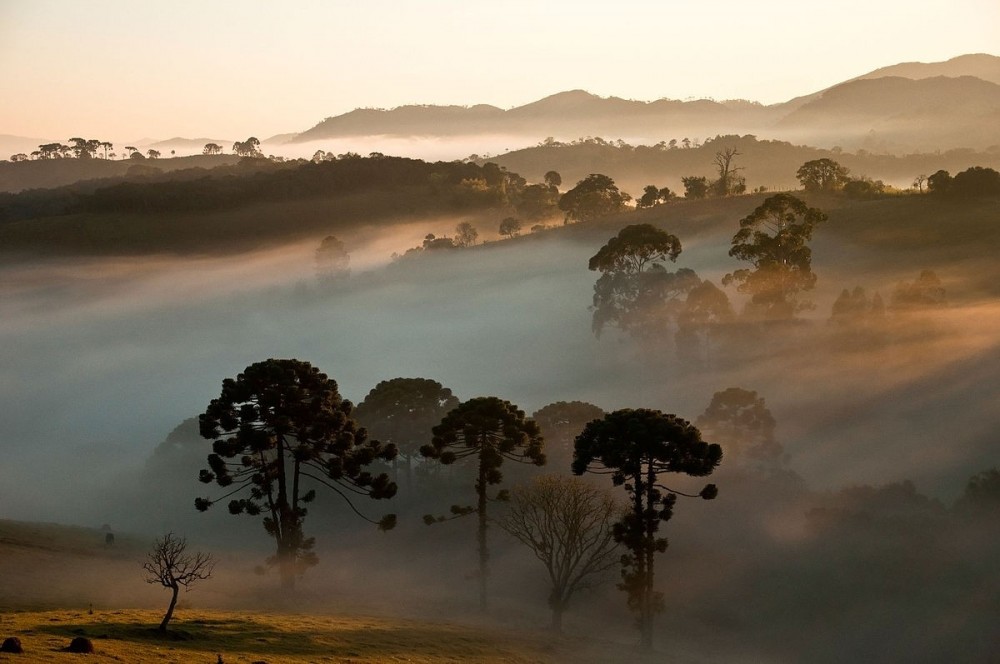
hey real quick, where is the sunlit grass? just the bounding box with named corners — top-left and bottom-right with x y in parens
top-left (0, 608), bottom-right (565, 663)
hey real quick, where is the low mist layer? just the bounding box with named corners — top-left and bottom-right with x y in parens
top-left (0, 193), bottom-right (996, 662)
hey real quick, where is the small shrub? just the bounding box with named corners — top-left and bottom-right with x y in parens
top-left (67, 636), bottom-right (94, 653)
top-left (1, 636), bottom-right (24, 653)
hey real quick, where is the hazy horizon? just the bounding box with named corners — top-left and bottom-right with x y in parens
top-left (2, 0), bottom-right (998, 141)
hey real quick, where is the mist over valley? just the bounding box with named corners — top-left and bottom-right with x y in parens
top-left (1, 18), bottom-right (998, 661)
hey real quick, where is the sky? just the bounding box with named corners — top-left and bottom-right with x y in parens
top-left (1, 0), bottom-right (998, 142)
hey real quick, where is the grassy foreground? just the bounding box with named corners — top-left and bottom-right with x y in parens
top-left (0, 608), bottom-right (580, 663)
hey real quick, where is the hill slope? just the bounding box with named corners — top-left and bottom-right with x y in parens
top-left (290, 54), bottom-right (1000, 152)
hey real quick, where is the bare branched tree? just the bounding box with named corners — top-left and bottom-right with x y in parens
top-left (142, 533), bottom-right (215, 631)
top-left (712, 147), bottom-right (745, 196)
top-left (498, 475), bottom-right (621, 631)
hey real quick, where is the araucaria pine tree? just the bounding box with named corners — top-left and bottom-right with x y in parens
top-left (573, 409), bottom-right (721, 650)
top-left (421, 396), bottom-right (545, 610)
top-left (197, 358), bottom-right (397, 589)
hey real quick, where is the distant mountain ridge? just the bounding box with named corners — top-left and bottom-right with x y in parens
top-left (292, 54), bottom-right (1000, 152)
top-left (855, 53), bottom-right (1000, 86)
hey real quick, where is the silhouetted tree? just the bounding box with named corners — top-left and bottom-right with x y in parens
top-left (891, 270), bottom-right (946, 310)
top-left (421, 397), bottom-right (545, 610)
top-left (588, 223), bottom-right (698, 338)
top-left (573, 409), bottom-right (721, 650)
top-left (927, 169), bottom-right (952, 194)
top-left (197, 359), bottom-right (397, 589)
top-left (955, 467), bottom-right (1000, 515)
top-left (354, 377), bottom-right (459, 486)
top-left (147, 149), bottom-right (161, 160)
top-left (37, 142), bottom-right (66, 159)
top-left (315, 235), bottom-right (350, 284)
top-left (696, 388), bottom-right (782, 469)
top-left (827, 286), bottom-right (886, 347)
top-left (516, 182), bottom-right (560, 220)
top-left (232, 137), bottom-right (262, 157)
top-left (498, 216), bottom-right (522, 239)
top-left (675, 279), bottom-right (734, 364)
top-left (722, 193), bottom-right (827, 319)
top-left (455, 221), bottom-right (479, 247)
top-left (69, 137), bottom-right (100, 159)
top-left (710, 147), bottom-right (746, 197)
top-left (99, 141), bottom-right (113, 160)
top-left (142, 532), bottom-right (214, 631)
top-left (9, 153), bottom-right (27, 162)
top-left (796, 158), bottom-right (850, 192)
top-left (681, 176), bottom-right (709, 199)
top-left (842, 176), bottom-right (886, 198)
top-left (637, 185), bottom-right (660, 209)
top-left (635, 185), bottom-right (675, 208)
top-left (559, 174), bottom-right (630, 222)
top-left (532, 401), bottom-right (605, 468)
top-left (951, 166), bottom-right (1000, 197)
top-left (544, 170), bottom-right (562, 189)
top-left (498, 475), bottom-right (621, 631)
top-left (830, 286), bottom-right (882, 323)
top-left (912, 173), bottom-right (927, 193)
top-left (202, 143), bottom-right (223, 156)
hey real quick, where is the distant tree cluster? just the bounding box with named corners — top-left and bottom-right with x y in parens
top-left (926, 166), bottom-right (1000, 197)
top-left (0, 155), bottom-right (530, 223)
top-left (188, 353), bottom-right (728, 650)
top-left (11, 137), bottom-right (116, 162)
top-left (232, 137), bottom-right (263, 158)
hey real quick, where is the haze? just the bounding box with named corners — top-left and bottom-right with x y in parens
top-left (2, 0), bottom-right (998, 141)
top-left (1, 3), bottom-right (998, 661)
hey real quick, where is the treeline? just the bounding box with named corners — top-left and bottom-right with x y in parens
top-left (488, 134), bottom-right (1000, 194)
top-left (0, 155), bottom-right (526, 224)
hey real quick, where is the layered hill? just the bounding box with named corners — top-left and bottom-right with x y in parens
top-left (291, 54), bottom-right (1000, 152)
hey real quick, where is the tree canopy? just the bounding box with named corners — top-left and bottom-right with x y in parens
top-left (681, 176), bottom-right (709, 199)
top-left (353, 377), bottom-right (459, 486)
top-left (315, 235), bottom-right (350, 284)
top-left (696, 387), bottom-right (782, 469)
top-left (558, 174), bottom-right (631, 222)
top-left (796, 158), bottom-right (850, 192)
top-left (722, 193), bottom-right (827, 319)
top-left (926, 166), bottom-right (1000, 197)
top-left (532, 401), bottom-right (606, 468)
top-left (675, 280), bottom-right (735, 364)
top-left (497, 475), bottom-right (621, 631)
top-left (498, 216), bottom-right (522, 239)
top-left (588, 224), bottom-right (698, 338)
top-left (455, 221), bottom-right (479, 247)
top-left (197, 358), bottom-right (397, 589)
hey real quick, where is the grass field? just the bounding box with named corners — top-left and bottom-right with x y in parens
top-left (0, 608), bottom-right (582, 663)
top-left (0, 520), bottom-right (700, 663)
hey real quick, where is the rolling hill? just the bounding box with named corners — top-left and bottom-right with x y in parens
top-left (290, 54), bottom-right (1000, 152)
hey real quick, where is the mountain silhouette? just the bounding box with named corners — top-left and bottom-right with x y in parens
top-left (289, 54), bottom-right (1000, 151)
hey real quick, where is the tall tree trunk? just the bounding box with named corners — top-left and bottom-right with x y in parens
top-left (277, 537), bottom-right (296, 590)
top-left (640, 463), bottom-right (656, 651)
top-left (477, 461), bottom-right (489, 612)
top-left (551, 603), bottom-right (564, 632)
top-left (159, 584), bottom-right (179, 631)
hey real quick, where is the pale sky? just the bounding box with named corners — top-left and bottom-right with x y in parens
top-left (1, 0), bottom-right (998, 142)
